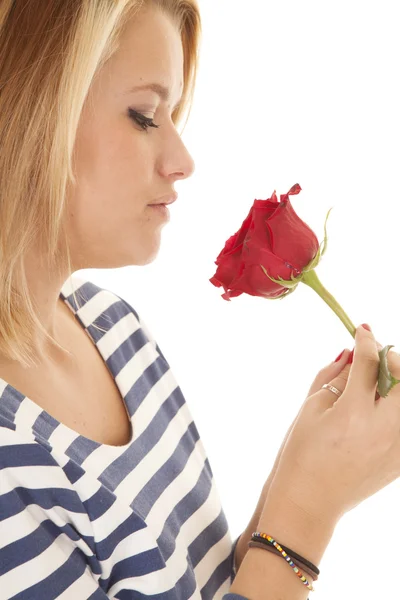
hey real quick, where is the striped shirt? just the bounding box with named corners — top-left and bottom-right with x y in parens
top-left (0, 274), bottom-right (248, 600)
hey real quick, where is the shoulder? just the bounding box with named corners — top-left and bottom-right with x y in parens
top-left (61, 274), bottom-right (158, 348)
top-left (61, 273), bottom-right (140, 321)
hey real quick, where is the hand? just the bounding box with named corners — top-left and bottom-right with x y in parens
top-left (263, 347), bottom-right (353, 491)
top-left (267, 325), bottom-right (400, 526)
top-left (234, 347), bottom-right (353, 570)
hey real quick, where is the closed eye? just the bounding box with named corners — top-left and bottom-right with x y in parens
top-left (128, 108), bottom-right (160, 132)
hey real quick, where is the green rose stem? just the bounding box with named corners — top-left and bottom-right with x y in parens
top-left (301, 269), bottom-right (356, 338)
top-left (300, 269), bottom-right (400, 398)
top-left (262, 262), bottom-right (399, 398)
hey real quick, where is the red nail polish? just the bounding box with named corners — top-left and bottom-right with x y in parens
top-left (334, 350), bottom-right (345, 362)
top-left (346, 349), bottom-right (354, 364)
top-left (361, 323), bottom-right (371, 332)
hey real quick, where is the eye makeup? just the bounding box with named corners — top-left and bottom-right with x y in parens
top-left (128, 108), bottom-right (160, 132)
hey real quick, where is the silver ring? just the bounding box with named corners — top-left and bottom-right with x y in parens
top-left (322, 383), bottom-right (342, 397)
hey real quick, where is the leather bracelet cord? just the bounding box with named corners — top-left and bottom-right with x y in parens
top-left (251, 532), bottom-right (319, 574)
top-left (249, 532), bottom-right (320, 592)
top-left (250, 533), bottom-right (319, 577)
top-left (248, 541), bottom-right (319, 582)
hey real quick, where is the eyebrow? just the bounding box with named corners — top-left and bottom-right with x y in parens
top-left (124, 83), bottom-right (182, 110)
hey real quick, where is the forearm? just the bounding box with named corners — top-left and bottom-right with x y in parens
top-left (230, 492), bottom-right (338, 599)
top-left (234, 482), bottom-right (269, 571)
top-left (233, 411), bottom-right (302, 571)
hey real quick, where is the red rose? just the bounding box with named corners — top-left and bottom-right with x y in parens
top-left (210, 184), bottom-right (320, 301)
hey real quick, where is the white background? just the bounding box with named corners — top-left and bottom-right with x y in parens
top-left (81, 1), bottom-right (400, 597)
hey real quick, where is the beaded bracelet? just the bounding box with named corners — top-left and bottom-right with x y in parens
top-left (250, 532), bottom-right (316, 592)
top-left (251, 532), bottom-right (319, 574)
top-left (248, 541), bottom-right (318, 582)
top-left (250, 533), bottom-right (320, 578)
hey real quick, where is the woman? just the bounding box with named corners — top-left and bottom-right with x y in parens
top-left (1, 2), bottom-right (400, 599)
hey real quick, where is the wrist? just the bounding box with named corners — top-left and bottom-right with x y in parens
top-left (257, 487), bottom-right (338, 567)
top-left (234, 480), bottom-right (273, 572)
top-left (268, 469), bottom-right (343, 530)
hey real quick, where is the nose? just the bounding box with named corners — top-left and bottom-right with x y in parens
top-left (158, 127), bottom-right (196, 182)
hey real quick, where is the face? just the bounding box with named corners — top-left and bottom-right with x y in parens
top-left (66, 6), bottom-right (195, 269)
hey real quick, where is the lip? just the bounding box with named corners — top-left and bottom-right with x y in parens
top-left (148, 203), bottom-right (170, 221)
top-left (148, 192), bottom-right (178, 206)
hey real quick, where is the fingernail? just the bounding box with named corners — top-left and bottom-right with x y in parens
top-left (346, 349), bottom-right (354, 364)
top-left (334, 349), bottom-right (346, 362)
top-left (361, 323), bottom-right (372, 332)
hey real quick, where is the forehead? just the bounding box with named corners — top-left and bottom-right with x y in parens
top-left (112, 7), bottom-right (184, 91)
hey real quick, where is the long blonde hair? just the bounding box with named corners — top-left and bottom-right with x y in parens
top-left (0, 0), bottom-right (201, 369)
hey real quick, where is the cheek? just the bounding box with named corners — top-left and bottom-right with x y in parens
top-left (71, 144), bottom-right (152, 220)
top-left (67, 184), bottom-right (141, 240)
top-left (65, 171), bottom-right (156, 257)
top-left (64, 187), bottom-right (164, 270)
top-left (74, 109), bottom-right (152, 193)
top-left (68, 118), bottom-right (156, 248)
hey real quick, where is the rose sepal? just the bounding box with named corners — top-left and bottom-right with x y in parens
top-left (258, 271), bottom-right (300, 301)
top-left (303, 207), bottom-right (332, 272)
top-left (260, 266), bottom-right (302, 290)
top-left (378, 345), bottom-right (400, 398)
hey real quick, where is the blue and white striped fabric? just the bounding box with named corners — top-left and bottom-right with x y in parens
top-left (0, 274), bottom-right (248, 600)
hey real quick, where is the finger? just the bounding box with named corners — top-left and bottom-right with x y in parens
top-left (306, 348), bottom-right (351, 397)
top-left (319, 343), bottom-right (383, 407)
top-left (341, 324), bottom-right (379, 407)
top-left (272, 353), bottom-right (351, 470)
top-left (280, 351), bottom-right (352, 460)
top-left (385, 347), bottom-right (400, 378)
top-left (310, 337), bottom-right (384, 410)
top-left (313, 362), bottom-right (353, 411)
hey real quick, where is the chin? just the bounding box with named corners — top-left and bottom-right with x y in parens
top-left (129, 245), bottom-right (161, 267)
top-left (135, 255), bottom-right (158, 267)
top-left (92, 235), bottom-right (162, 268)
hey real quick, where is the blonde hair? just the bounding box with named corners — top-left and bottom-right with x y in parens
top-left (0, 0), bottom-right (201, 369)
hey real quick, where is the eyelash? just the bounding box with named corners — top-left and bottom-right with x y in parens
top-left (128, 108), bottom-right (160, 132)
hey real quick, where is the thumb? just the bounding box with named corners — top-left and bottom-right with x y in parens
top-left (342, 324), bottom-right (380, 406)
